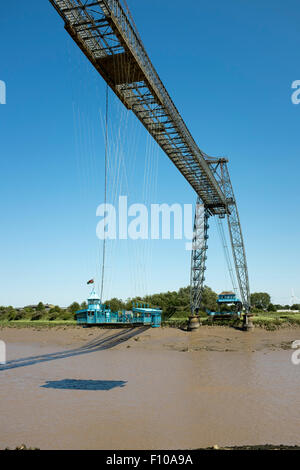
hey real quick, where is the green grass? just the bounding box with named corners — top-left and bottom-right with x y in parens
top-left (0, 320), bottom-right (77, 329)
top-left (164, 311), bottom-right (300, 330)
top-left (2, 313), bottom-right (300, 330)
top-left (252, 313), bottom-right (300, 330)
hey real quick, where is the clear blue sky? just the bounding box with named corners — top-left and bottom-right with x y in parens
top-left (1, 0), bottom-right (299, 307)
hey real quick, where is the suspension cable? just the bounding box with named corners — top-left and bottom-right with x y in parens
top-left (100, 85), bottom-right (109, 303)
top-left (216, 217), bottom-right (239, 296)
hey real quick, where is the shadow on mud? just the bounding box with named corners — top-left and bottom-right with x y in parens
top-left (41, 379), bottom-right (127, 391)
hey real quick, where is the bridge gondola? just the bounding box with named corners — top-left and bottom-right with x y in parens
top-left (207, 291), bottom-right (243, 319)
top-left (76, 290), bottom-right (162, 328)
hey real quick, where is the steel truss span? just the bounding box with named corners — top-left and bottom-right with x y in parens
top-left (49, 0), bottom-right (251, 313)
top-left (49, 0), bottom-right (226, 214)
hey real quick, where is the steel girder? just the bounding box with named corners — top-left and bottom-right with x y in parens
top-left (190, 199), bottom-right (210, 314)
top-left (49, 0), bottom-right (227, 214)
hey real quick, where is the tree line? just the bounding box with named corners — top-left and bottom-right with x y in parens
top-left (0, 289), bottom-right (297, 322)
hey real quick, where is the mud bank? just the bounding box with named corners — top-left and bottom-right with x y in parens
top-left (1, 325), bottom-right (299, 353)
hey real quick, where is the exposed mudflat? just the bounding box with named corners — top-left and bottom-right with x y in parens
top-left (1, 324), bottom-right (299, 352)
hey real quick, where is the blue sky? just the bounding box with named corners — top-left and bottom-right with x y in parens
top-left (1, 0), bottom-right (299, 307)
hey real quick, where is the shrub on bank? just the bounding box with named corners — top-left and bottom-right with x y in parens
top-left (31, 312), bottom-right (44, 321)
top-left (48, 313), bottom-right (58, 321)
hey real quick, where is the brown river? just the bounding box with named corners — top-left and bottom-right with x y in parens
top-left (0, 326), bottom-right (299, 450)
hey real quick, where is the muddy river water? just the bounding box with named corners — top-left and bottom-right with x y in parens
top-left (0, 327), bottom-right (299, 450)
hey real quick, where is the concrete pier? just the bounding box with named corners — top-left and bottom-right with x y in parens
top-left (243, 314), bottom-right (254, 332)
top-left (188, 315), bottom-right (200, 331)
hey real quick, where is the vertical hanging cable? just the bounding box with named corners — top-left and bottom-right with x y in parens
top-left (216, 217), bottom-right (238, 296)
top-left (100, 85), bottom-right (109, 303)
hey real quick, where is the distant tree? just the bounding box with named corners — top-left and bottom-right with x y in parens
top-left (291, 304), bottom-right (300, 311)
top-left (36, 302), bottom-right (44, 311)
top-left (0, 307), bottom-right (8, 320)
top-left (250, 293), bottom-right (271, 310)
top-left (80, 302), bottom-right (87, 309)
top-left (24, 307), bottom-right (34, 314)
top-left (69, 302), bottom-right (80, 314)
top-left (105, 298), bottom-right (125, 312)
top-left (8, 309), bottom-right (18, 321)
top-left (202, 286), bottom-right (218, 311)
top-left (1, 307), bottom-right (17, 321)
top-left (125, 299), bottom-right (133, 311)
top-left (267, 303), bottom-right (277, 312)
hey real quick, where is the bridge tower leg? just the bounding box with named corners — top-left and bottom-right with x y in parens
top-left (188, 198), bottom-right (210, 331)
top-left (219, 161), bottom-right (253, 331)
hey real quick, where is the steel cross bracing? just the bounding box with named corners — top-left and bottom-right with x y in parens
top-left (208, 159), bottom-right (250, 311)
top-left (190, 199), bottom-right (210, 314)
top-left (49, 0), bottom-right (227, 215)
top-left (188, 158), bottom-right (250, 313)
top-left (219, 162), bottom-right (250, 311)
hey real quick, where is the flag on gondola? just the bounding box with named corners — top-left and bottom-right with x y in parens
top-left (87, 279), bottom-right (94, 285)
